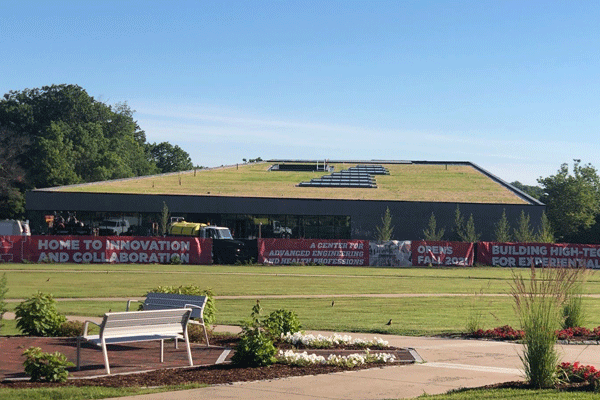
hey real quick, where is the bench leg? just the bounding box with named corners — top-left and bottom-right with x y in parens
top-left (160, 339), bottom-right (164, 363)
top-left (76, 337), bottom-right (81, 370)
top-left (184, 331), bottom-right (193, 366)
top-left (101, 339), bottom-right (111, 375)
top-left (202, 322), bottom-right (210, 347)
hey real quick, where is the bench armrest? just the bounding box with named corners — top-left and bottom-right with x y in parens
top-left (126, 299), bottom-right (139, 311)
top-left (82, 320), bottom-right (101, 337)
top-left (184, 303), bottom-right (205, 322)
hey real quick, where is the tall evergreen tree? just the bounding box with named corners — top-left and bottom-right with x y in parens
top-left (514, 210), bottom-right (535, 243)
top-left (494, 209), bottom-right (512, 242)
top-left (375, 207), bottom-right (394, 242)
top-left (535, 212), bottom-right (555, 243)
top-left (423, 212), bottom-right (445, 240)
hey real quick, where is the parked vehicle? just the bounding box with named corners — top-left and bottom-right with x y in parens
top-left (168, 221), bottom-right (247, 264)
top-left (0, 219), bottom-right (31, 236)
top-left (97, 219), bottom-right (131, 236)
top-left (263, 221), bottom-right (292, 238)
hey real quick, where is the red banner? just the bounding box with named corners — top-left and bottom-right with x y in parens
top-left (258, 239), bottom-right (369, 266)
top-left (478, 242), bottom-right (600, 268)
top-left (411, 240), bottom-right (475, 266)
top-left (0, 236), bottom-right (212, 264)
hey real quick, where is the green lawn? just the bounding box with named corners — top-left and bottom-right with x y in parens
top-left (3, 263), bottom-right (600, 299)
top-left (2, 263), bottom-right (600, 336)
top-left (417, 388), bottom-right (599, 399)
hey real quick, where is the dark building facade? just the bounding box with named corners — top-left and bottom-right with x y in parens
top-left (25, 190), bottom-right (545, 242)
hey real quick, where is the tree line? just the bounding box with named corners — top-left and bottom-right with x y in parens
top-left (0, 84), bottom-right (194, 219)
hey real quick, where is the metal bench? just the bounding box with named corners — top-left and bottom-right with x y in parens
top-left (76, 308), bottom-right (193, 374)
top-left (127, 292), bottom-right (210, 346)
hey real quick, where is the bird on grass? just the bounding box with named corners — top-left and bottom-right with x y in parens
top-left (331, 300), bottom-right (335, 307)
top-left (386, 319), bottom-right (392, 326)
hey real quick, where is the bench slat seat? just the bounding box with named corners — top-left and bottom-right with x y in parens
top-left (77, 308), bottom-right (193, 375)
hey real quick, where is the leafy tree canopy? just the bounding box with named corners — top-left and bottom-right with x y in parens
top-left (0, 84), bottom-right (159, 189)
top-left (147, 142), bottom-right (194, 173)
top-left (0, 84), bottom-right (195, 218)
top-left (538, 162), bottom-right (600, 241)
top-left (510, 181), bottom-right (544, 200)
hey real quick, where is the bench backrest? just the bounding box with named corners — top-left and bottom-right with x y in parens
top-left (100, 308), bottom-right (192, 339)
top-left (143, 292), bottom-right (207, 320)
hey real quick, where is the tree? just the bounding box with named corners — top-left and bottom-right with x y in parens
top-left (160, 202), bottom-right (170, 236)
top-left (514, 210), bottom-right (535, 243)
top-left (452, 205), bottom-right (465, 241)
top-left (423, 213), bottom-right (444, 240)
top-left (147, 142), bottom-right (193, 173)
top-left (0, 84), bottom-right (183, 216)
top-left (452, 205), bottom-right (480, 242)
top-left (461, 214), bottom-right (481, 243)
top-left (535, 212), bottom-right (554, 243)
top-left (510, 181), bottom-right (544, 200)
top-left (375, 207), bottom-right (394, 242)
top-left (538, 162), bottom-right (600, 241)
top-left (0, 126), bottom-right (29, 218)
top-left (494, 209), bottom-right (512, 242)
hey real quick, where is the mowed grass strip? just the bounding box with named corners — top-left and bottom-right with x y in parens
top-left (3, 264), bottom-right (600, 299)
top-left (0, 267), bottom-right (535, 298)
top-left (5, 296), bottom-right (600, 337)
top-left (0, 384), bottom-right (208, 400)
top-left (59, 162), bottom-right (525, 204)
top-left (416, 388), bottom-right (600, 399)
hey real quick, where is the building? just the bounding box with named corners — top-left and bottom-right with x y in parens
top-left (25, 160), bottom-right (544, 241)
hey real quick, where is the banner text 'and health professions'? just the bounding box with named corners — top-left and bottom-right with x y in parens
top-left (258, 239), bottom-right (369, 266)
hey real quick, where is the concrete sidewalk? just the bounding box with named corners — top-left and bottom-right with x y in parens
top-left (103, 330), bottom-right (528, 400)
top-left (105, 329), bottom-right (600, 399)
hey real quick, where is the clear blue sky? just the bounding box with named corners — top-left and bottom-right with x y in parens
top-left (2, 0), bottom-right (599, 185)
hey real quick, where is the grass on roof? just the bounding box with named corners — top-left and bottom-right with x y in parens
top-left (56, 162), bottom-right (527, 204)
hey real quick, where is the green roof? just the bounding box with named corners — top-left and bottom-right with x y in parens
top-left (51, 161), bottom-right (529, 205)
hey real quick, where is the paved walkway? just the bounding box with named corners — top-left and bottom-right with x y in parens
top-left (100, 327), bottom-right (600, 400)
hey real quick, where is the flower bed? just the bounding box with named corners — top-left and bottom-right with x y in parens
top-left (281, 332), bottom-right (390, 349)
top-left (467, 325), bottom-right (600, 343)
top-left (278, 349), bottom-right (397, 367)
top-left (557, 362), bottom-right (600, 391)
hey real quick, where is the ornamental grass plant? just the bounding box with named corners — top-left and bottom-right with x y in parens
top-left (510, 265), bottom-right (586, 388)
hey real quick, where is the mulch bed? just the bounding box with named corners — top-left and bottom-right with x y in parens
top-left (0, 334), bottom-right (415, 389)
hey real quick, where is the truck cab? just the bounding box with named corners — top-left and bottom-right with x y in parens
top-left (167, 221), bottom-right (247, 264)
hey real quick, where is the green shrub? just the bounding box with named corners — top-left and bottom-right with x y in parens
top-left (263, 309), bottom-right (301, 339)
top-left (231, 329), bottom-right (276, 367)
top-left (57, 320), bottom-right (84, 337)
top-left (23, 347), bottom-right (74, 382)
top-left (562, 280), bottom-right (586, 330)
top-left (15, 292), bottom-right (66, 337)
top-left (147, 285), bottom-right (216, 325)
top-left (231, 300), bottom-right (276, 367)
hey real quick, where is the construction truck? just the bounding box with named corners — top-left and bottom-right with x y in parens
top-left (168, 221), bottom-right (247, 264)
